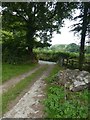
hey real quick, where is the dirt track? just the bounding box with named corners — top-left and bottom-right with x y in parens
top-left (0, 64), bottom-right (44, 94)
top-left (2, 61), bottom-right (56, 118)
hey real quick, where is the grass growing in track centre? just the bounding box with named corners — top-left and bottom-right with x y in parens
top-left (2, 65), bottom-right (48, 114)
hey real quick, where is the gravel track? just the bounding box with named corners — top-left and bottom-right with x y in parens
top-left (0, 64), bottom-right (44, 94)
top-left (2, 64), bottom-right (54, 118)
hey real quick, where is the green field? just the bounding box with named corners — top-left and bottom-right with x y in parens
top-left (2, 63), bottom-right (38, 83)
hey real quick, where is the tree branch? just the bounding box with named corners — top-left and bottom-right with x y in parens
top-left (15, 10), bottom-right (27, 22)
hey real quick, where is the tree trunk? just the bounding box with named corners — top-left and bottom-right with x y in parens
top-left (26, 24), bottom-right (37, 63)
top-left (79, 3), bottom-right (88, 70)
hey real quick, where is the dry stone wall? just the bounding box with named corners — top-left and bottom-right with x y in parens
top-left (56, 69), bottom-right (90, 92)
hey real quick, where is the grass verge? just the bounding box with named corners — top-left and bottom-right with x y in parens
top-left (0, 63), bottom-right (2, 84)
top-left (2, 63), bottom-right (38, 83)
top-left (44, 65), bottom-right (89, 118)
top-left (2, 65), bottom-right (48, 114)
top-left (45, 64), bottom-right (63, 83)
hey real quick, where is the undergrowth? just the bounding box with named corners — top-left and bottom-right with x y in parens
top-left (44, 65), bottom-right (89, 118)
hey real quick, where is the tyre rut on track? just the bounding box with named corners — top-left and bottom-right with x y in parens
top-left (2, 64), bottom-right (55, 118)
top-left (0, 64), bottom-right (45, 94)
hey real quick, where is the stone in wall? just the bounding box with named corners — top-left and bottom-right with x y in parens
top-left (57, 69), bottom-right (90, 92)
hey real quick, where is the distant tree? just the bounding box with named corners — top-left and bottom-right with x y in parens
top-left (65, 43), bottom-right (79, 53)
top-left (86, 45), bottom-right (90, 54)
top-left (51, 44), bottom-right (66, 51)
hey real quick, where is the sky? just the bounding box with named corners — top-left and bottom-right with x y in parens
top-left (51, 10), bottom-right (81, 45)
top-left (51, 20), bottom-right (79, 45)
top-left (0, 6), bottom-right (89, 46)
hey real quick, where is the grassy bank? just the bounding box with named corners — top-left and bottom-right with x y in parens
top-left (2, 65), bottom-right (48, 114)
top-left (44, 65), bottom-right (89, 118)
top-left (2, 63), bottom-right (38, 83)
top-left (45, 64), bottom-right (63, 83)
top-left (0, 63), bottom-right (2, 84)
